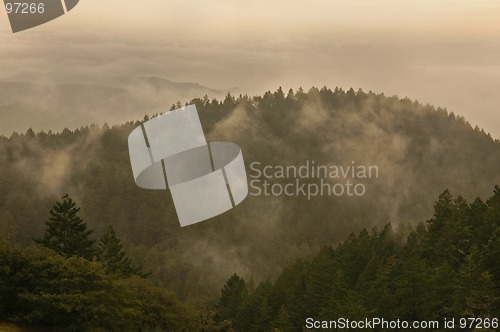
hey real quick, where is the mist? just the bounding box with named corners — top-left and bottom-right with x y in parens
top-left (0, 0), bottom-right (500, 137)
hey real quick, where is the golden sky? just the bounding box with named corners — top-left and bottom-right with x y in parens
top-left (0, 1), bottom-right (499, 136)
top-left (3, 0), bottom-right (500, 40)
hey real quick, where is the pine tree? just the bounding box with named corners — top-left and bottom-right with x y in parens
top-left (486, 185), bottom-right (500, 226)
top-left (271, 305), bottom-right (294, 331)
top-left (453, 252), bottom-right (497, 317)
top-left (215, 274), bottom-right (248, 323)
top-left (34, 194), bottom-right (95, 259)
top-left (97, 225), bottom-right (146, 277)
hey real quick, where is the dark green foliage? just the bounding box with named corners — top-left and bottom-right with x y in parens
top-left (97, 225), bottom-right (147, 277)
top-left (0, 240), bottom-right (193, 331)
top-left (217, 187), bottom-right (500, 331)
top-left (452, 252), bottom-right (497, 317)
top-left (33, 194), bottom-right (95, 260)
top-left (484, 229), bottom-right (500, 283)
top-left (271, 306), bottom-right (294, 331)
top-left (235, 282), bottom-right (272, 332)
top-left (214, 274), bottom-right (248, 325)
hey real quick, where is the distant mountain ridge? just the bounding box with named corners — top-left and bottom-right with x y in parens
top-left (0, 71), bottom-right (227, 135)
top-left (0, 71), bottom-right (220, 91)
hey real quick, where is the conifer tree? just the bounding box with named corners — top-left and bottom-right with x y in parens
top-left (271, 306), bottom-right (294, 331)
top-left (34, 194), bottom-right (95, 259)
top-left (97, 225), bottom-right (146, 277)
top-left (215, 274), bottom-right (248, 323)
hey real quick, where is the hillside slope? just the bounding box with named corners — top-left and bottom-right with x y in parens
top-left (0, 87), bottom-right (498, 301)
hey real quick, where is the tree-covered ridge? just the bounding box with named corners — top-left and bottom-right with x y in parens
top-left (214, 186), bottom-right (500, 331)
top-left (0, 87), bottom-right (499, 303)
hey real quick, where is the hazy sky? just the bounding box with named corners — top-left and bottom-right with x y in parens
top-left (0, 0), bottom-right (499, 137)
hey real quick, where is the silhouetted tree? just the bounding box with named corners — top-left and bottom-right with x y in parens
top-left (215, 273), bottom-right (248, 324)
top-left (34, 194), bottom-right (95, 259)
top-left (97, 225), bottom-right (146, 277)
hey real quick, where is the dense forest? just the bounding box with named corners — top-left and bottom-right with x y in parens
top-left (0, 195), bottom-right (195, 331)
top-left (0, 87), bottom-right (499, 330)
top-left (213, 187), bottom-right (500, 331)
top-left (0, 186), bottom-right (498, 330)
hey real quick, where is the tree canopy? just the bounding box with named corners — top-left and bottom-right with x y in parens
top-left (215, 186), bottom-right (500, 331)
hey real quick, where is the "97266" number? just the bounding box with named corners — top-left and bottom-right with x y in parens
top-left (5, 2), bottom-right (45, 14)
top-left (459, 317), bottom-right (498, 329)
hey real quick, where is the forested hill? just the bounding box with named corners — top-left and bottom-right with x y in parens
top-left (0, 87), bottom-right (499, 302)
top-left (214, 187), bottom-right (500, 331)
